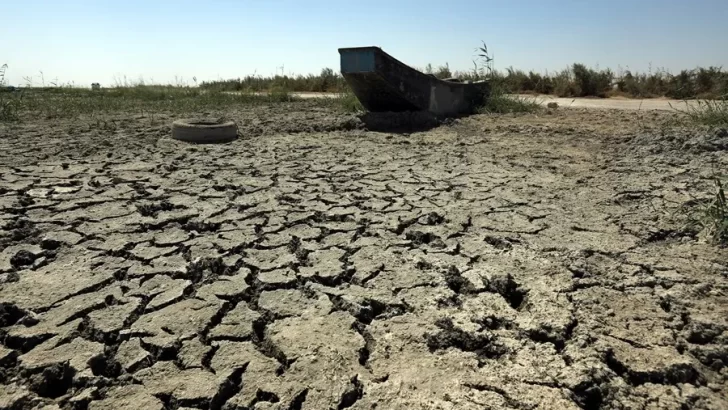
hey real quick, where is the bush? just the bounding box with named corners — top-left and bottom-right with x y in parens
top-left (336, 90), bottom-right (364, 113)
top-left (0, 85), bottom-right (303, 121)
top-left (675, 99), bottom-right (728, 126)
top-left (200, 68), bottom-right (348, 93)
top-left (683, 177), bottom-right (728, 245)
top-left (571, 64), bottom-right (612, 97)
top-left (0, 64), bottom-right (23, 122)
top-left (552, 70), bottom-right (579, 97)
top-left (478, 81), bottom-right (540, 114)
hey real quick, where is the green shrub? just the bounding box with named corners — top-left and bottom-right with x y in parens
top-left (0, 64), bottom-right (24, 122)
top-left (478, 81), bottom-right (540, 114)
top-left (684, 177), bottom-right (728, 245)
top-left (572, 64), bottom-right (612, 97)
top-left (337, 90), bottom-right (364, 113)
top-left (674, 99), bottom-right (728, 126)
top-left (268, 85), bottom-right (292, 102)
top-left (552, 69), bottom-right (579, 97)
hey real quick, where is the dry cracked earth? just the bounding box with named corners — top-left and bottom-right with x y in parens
top-left (0, 103), bottom-right (727, 410)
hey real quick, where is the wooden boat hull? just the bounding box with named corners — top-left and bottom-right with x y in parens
top-left (339, 46), bottom-right (489, 116)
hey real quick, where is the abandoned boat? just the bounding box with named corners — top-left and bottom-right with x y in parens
top-left (339, 46), bottom-right (489, 116)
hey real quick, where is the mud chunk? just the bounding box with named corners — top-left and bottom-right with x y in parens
top-left (68, 387), bottom-right (99, 409)
top-left (686, 321), bottom-right (725, 345)
top-left (10, 249), bottom-right (38, 268)
top-left (258, 289), bottom-right (332, 318)
top-left (257, 268), bottom-right (297, 288)
top-left (178, 338), bottom-right (212, 369)
top-left (515, 289), bottom-right (575, 351)
top-left (87, 297), bottom-right (142, 334)
top-left (483, 273), bottom-right (528, 309)
top-left (421, 212), bottom-right (445, 226)
top-left (322, 231), bottom-right (356, 247)
top-left (85, 234), bottom-right (136, 254)
top-left (320, 286), bottom-right (407, 324)
top-left (26, 362), bottom-right (75, 398)
top-left (398, 284), bottom-right (457, 312)
top-left (267, 311), bottom-right (364, 363)
top-left (608, 383), bottom-right (726, 410)
top-left (19, 337), bottom-right (104, 376)
top-left (0, 252), bottom-right (116, 310)
top-left (244, 247), bottom-right (297, 271)
top-left (195, 271), bottom-right (250, 302)
top-left (0, 384), bottom-right (32, 409)
top-left (128, 254), bottom-right (188, 277)
top-left (210, 229), bottom-right (257, 251)
top-left (425, 318), bottom-right (507, 364)
top-left (605, 341), bottom-right (703, 385)
top-left (260, 224), bottom-right (322, 247)
top-left (0, 302), bottom-right (26, 327)
top-left (459, 270), bottom-right (489, 293)
top-left (0, 244), bottom-right (43, 272)
top-left (472, 212), bottom-right (547, 234)
top-left (0, 345), bottom-right (18, 368)
top-left (129, 275), bottom-right (191, 311)
top-left (88, 385), bottom-right (164, 410)
top-left (209, 304), bottom-right (260, 341)
top-left (25, 285), bottom-right (124, 332)
top-left (210, 341), bottom-right (284, 407)
top-left (443, 265), bottom-right (477, 295)
top-left (366, 265), bottom-right (439, 294)
top-left (572, 287), bottom-right (675, 346)
top-left (349, 246), bottom-right (392, 283)
top-left (116, 338), bottom-right (151, 372)
top-left (129, 298), bottom-right (223, 348)
top-left (298, 247), bottom-right (347, 283)
top-left (405, 230), bottom-right (445, 248)
top-left (153, 227), bottom-right (191, 246)
top-left (2, 219), bottom-right (39, 245)
top-left (129, 243), bottom-right (178, 261)
top-left (337, 375), bottom-right (363, 409)
top-left (135, 361), bottom-right (223, 404)
top-left (689, 344), bottom-right (728, 371)
top-left (41, 230), bottom-right (83, 248)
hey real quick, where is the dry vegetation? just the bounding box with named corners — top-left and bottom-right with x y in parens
top-left (197, 63), bottom-right (728, 100)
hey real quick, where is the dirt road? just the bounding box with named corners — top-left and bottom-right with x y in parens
top-left (524, 95), bottom-right (702, 111)
top-left (285, 92), bottom-right (703, 112)
top-left (0, 105), bottom-right (726, 409)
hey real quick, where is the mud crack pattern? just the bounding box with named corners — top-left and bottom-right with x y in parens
top-left (0, 107), bottom-right (727, 409)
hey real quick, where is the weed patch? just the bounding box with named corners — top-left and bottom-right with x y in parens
top-left (0, 85), bottom-right (299, 122)
top-left (683, 177), bottom-right (728, 245)
top-left (478, 91), bottom-right (540, 114)
top-left (336, 90), bottom-right (364, 113)
top-left (0, 64), bottom-right (23, 122)
top-left (671, 100), bottom-right (728, 126)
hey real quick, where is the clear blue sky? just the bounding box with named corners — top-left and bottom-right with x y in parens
top-left (2, 0), bottom-right (727, 86)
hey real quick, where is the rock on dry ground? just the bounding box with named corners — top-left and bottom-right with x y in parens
top-left (0, 102), bottom-right (727, 410)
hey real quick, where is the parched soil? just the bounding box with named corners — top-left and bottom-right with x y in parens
top-left (0, 103), bottom-right (727, 410)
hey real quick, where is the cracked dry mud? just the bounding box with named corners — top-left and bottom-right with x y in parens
top-left (1, 103), bottom-right (727, 410)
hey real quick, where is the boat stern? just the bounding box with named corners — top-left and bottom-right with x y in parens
top-left (339, 47), bottom-right (379, 74)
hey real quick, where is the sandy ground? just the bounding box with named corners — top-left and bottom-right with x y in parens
top-left (522, 95), bottom-right (701, 112)
top-left (277, 92), bottom-right (701, 112)
top-left (0, 104), bottom-right (727, 410)
top-left (243, 91), bottom-right (705, 113)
